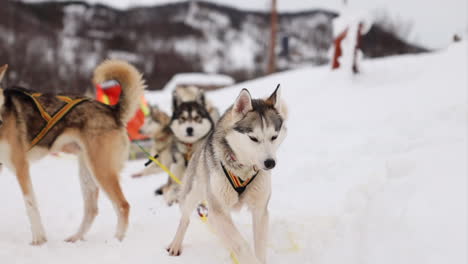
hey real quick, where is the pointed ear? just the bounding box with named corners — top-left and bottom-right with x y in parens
top-left (196, 92), bottom-right (206, 107)
top-left (0, 64), bottom-right (8, 82)
top-left (172, 91), bottom-right (182, 112)
top-left (267, 84), bottom-right (281, 111)
top-left (151, 105), bottom-right (159, 117)
top-left (232, 89), bottom-right (253, 118)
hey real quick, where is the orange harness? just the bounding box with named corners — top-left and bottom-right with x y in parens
top-left (220, 162), bottom-right (259, 195)
top-left (24, 92), bottom-right (89, 150)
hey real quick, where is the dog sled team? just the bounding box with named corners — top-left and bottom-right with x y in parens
top-left (0, 59), bottom-right (287, 264)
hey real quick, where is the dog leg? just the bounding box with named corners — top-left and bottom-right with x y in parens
top-left (66, 156), bottom-right (99, 242)
top-left (167, 187), bottom-right (201, 256)
top-left (85, 135), bottom-right (130, 241)
top-left (132, 163), bottom-right (163, 178)
top-left (164, 161), bottom-right (185, 206)
top-left (209, 208), bottom-right (261, 264)
top-left (12, 156), bottom-right (47, 245)
top-left (252, 207), bottom-right (269, 263)
top-left (95, 172), bottom-right (129, 241)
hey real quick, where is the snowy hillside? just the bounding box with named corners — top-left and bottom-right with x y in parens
top-left (1, 0), bottom-right (427, 94)
top-left (0, 42), bottom-right (466, 264)
top-left (0, 0), bottom-right (336, 92)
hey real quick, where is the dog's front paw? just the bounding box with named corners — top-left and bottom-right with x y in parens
top-left (115, 232), bottom-right (125, 242)
top-left (30, 235), bottom-right (47, 246)
top-left (164, 191), bottom-right (179, 206)
top-left (65, 234), bottom-right (84, 243)
top-left (155, 188), bottom-right (163, 196)
top-left (167, 242), bottom-right (182, 256)
top-left (131, 173), bottom-right (143, 178)
top-left (166, 199), bottom-right (178, 207)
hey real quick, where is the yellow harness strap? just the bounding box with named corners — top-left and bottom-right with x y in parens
top-left (26, 92), bottom-right (89, 150)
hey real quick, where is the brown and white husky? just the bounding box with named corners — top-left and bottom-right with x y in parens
top-left (0, 60), bottom-right (146, 245)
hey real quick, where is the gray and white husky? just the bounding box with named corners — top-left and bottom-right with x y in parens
top-left (163, 92), bottom-right (215, 205)
top-left (167, 85), bottom-right (287, 264)
top-left (132, 87), bottom-right (215, 205)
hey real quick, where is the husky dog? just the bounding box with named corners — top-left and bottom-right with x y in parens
top-left (167, 86), bottom-right (287, 264)
top-left (162, 90), bottom-right (215, 205)
top-left (0, 60), bottom-right (146, 245)
top-left (132, 87), bottom-right (215, 205)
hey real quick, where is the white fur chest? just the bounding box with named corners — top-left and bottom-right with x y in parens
top-left (210, 171), bottom-right (240, 209)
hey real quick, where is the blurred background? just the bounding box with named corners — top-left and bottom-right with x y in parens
top-left (1, 0), bottom-right (465, 94)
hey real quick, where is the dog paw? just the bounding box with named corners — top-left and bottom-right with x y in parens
top-left (167, 242), bottom-right (182, 256)
top-left (30, 235), bottom-right (47, 246)
top-left (115, 232), bottom-right (125, 242)
top-left (131, 173), bottom-right (143, 178)
top-left (165, 197), bottom-right (179, 207)
top-left (65, 234), bottom-right (84, 243)
top-left (155, 188), bottom-right (163, 195)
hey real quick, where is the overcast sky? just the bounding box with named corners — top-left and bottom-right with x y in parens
top-left (23, 0), bottom-right (467, 48)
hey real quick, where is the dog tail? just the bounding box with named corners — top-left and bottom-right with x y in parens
top-left (93, 59), bottom-right (146, 124)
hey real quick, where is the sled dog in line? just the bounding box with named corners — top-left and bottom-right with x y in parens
top-left (0, 60), bottom-right (145, 245)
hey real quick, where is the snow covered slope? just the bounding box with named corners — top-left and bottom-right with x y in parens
top-left (0, 42), bottom-right (466, 264)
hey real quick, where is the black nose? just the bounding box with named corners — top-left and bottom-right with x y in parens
top-left (186, 127), bottom-right (194, 136)
top-left (264, 159), bottom-right (276, 169)
top-left (0, 120), bottom-right (3, 126)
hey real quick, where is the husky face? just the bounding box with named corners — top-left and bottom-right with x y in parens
top-left (170, 101), bottom-right (213, 144)
top-left (0, 64), bottom-right (7, 127)
top-left (140, 106), bottom-right (170, 136)
top-left (225, 86), bottom-right (286, 171)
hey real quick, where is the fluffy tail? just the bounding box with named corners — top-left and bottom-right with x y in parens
top-left (93, 59), bottom-right (146, 123)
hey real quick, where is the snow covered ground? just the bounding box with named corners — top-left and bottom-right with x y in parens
top-left (0, 42), bottom-right (466, 263)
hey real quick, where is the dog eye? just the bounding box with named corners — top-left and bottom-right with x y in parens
top-left (179, 117), bottom-right (186, 122)
top-left (249, 136), bottom-right (259, 142)
top-left (271, 135), bottom-right (278, 141)
top-left (194, 116), bottom-right (201, 122)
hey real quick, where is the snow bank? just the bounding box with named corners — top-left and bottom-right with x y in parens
top-left (161, 73), bottom-right (234, 91)
top-left (0, 42), bottom-right (465, 263)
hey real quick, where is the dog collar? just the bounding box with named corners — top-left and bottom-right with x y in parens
top-left (220, 162), bottom-right (259, 195)
top-left (228, 152), bottom-right (238, 163)
top-left (226, 151), bottom-right (245, 169)
top-left (155, 134), bottom-right (170, 142)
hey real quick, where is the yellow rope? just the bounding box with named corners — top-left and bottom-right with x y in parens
top-left (145, 153), bottom-right (182, 185)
